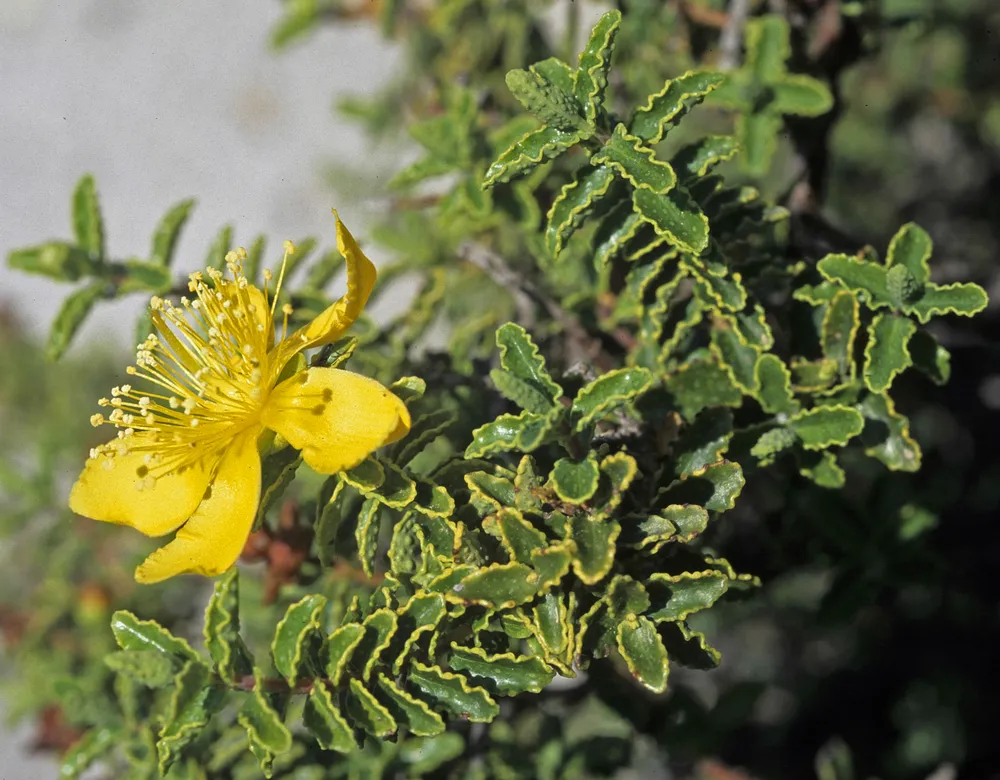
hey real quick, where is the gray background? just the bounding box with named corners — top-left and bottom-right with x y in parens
top-left (1, 0), bottom-right (398, 774)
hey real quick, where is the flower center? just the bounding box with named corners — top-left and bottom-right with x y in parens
top-left (88, 250), bottom-right (281, 481)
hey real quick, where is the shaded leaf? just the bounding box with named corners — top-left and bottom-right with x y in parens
top-left (864, 313), bottom-right (916, 392)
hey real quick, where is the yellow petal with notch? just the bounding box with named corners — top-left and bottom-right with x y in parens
top-left (260, 367), bottom-right (409, 475)
top-left (133, 428), bottom-right (261, 583)
top-left (69, 433), bottom-right (217, 537)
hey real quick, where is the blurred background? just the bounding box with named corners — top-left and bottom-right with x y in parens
top-left (3, 0), bottom-right (1000, 778)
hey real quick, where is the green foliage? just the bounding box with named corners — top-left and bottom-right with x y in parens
top-left (4, 2), bottom-right (998, 780)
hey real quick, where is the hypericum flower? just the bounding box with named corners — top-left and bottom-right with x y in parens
top-left (69, 213), bottom-right (410, 584)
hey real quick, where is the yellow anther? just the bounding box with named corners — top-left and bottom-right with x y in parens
top-left (90, 413), bottom-right (105, 427)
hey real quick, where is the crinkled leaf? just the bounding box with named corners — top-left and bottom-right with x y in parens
top-left (789, 406), bottom-right (864, 450)
top-left (545, 165), bottom-right (617, 257)
top-left (647, 571), bottom-right (735, 622)
top-left (494, 322), bottom-right (563, 407)
top-left (570, 515), bottom-right (620, 585)
top-left (672, 135), bottom-right (741, 180)
top-left (448, 645), bottom-right (554, 695)
top-left (484, 125), bottom-right (584, 187)
top-left (664, 355), bottom-right (743, 421)
top-left (592, 124), bottom-right (678, 194)
top-left (617, 616), bottom-right (669, 693)
top-left (455, 562), bottom-right (542, 607)
top-left (821, 290), bottom-right (861, 378)
top-left (864, 313), bottom-right (916, 392)
top-left (859, 393), bottom-right (921, 471)
top-left (203, 570), bottom-right (253, 684)
top-left (886, 222), bottom-right (932, 286)
top-left (632, 186), bottom-right (709, 255)
top-left (572, 367), bottom-right (655, 431)
top-left (303, 684), bottom-right (356, 753)
top-left (408, 661), bottom-right (500, 722)
top-left (104, 650), bottom-right (176, 688)
top-left (755, 354), bottom-right (800, 415)
top-left (505, 68), bottom-right (585, 130)
top-left (909, 329), bottom-right (951, 385)
top-left (355, 497), bottom-right (382, 577)
top-left (630, 70), bottom-right (726, 144)
top-left (550, 456), bottom-right (601, 504)
top-left (271, 594), bottom-right (326, 685)
top-left (158, 662), bottom-right (223, 775)
top-left (906, 282), bottom-right (988, 323)
top-left (817, 254), bottom-right (891, 308)
top-left (325, 622), bottom-right (365, 684)
top-left (574, 9), bottom-right (621, 121)
top-left (346, 678), bottom-right (397, 737)
top-left (770, 75), bottom-right (834, 116)
top-left (484, 507), bottom-right (546, 563)
top-left (466, 410), bottom-right (557, 458)
top-left (111, 610), bottom-right (198, 663)
top-left (375, 674), bottom-right (445, 736)
top-left (659, 462), bottom-right (745, 513)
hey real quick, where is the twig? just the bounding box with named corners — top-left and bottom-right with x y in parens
top-left (458, 241), bottom-right (602, 365)
top-left (718, 0), bottom-right (751, 71)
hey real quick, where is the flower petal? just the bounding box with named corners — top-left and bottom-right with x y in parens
top-left (290, 212), bottom-right (376, 350)
top-left (134, 429), bottom-right (261, 584)
top-left (69, 434), bottom-right (216, 537)
top-left (261, 367), bottom-right (410, 474)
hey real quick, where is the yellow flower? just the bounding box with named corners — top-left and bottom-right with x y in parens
top-left (69, 213), bottom-right (410, 584)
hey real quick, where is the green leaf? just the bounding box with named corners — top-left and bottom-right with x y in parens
top-left (325, 622), bottom-right (366, 684)
top-left (465, 410), bottom-right (557, 458)
top-left (455, 562), bottom-right (542, 608)
top-left (672, 135), bottom-right (741, 180)
top-left (396, 409), bottom-right (456, 464)
top-left (72, 174), bottom-right (105, 259)
top-left (664, 355), bottom-right (743, 422)
top-left (238, 673), bottom-right (293, 757)
top-left (355, 497), bottom-right (382, 577)
top-left (572, 367), bottom-right (656, 431)
top-left (449, 645), bottom-right (554, 695)
top-left (616, 616), bottom-right (669, 693)
top-left (353, 609), bottom-right (399, 680)
top-left (597, 452), bottom-right (640, 513)
top-left (111, 610), bottom-right (199, 662)
top-left (647, 571), bottom-right (736, 622)
top-left (484, 125), bottom-right (584, 187)
top-left (531, 57), bottom-right (575, 94)
top-left (341, 457), bottom-right (385, 493)
top-left (550, 456), bottom-right (601, 504)
top-left (408, 661), bottom-right (500, 722)
top-left (505, 68), bottom-right (585, 130)
top-left (593, 200), bottom-right (644, 265)
top-left (659, 461), bottom-right (745, 513)
top-left (746, 15), bottom-right (790, 83)
top-left (736, 112), bottom-right (782, 176)
top-left (673, 408), bottom-right (734, 476)
top-left (395, 734), bottom-right (467, 774)
top-left (886, 222), bottom-right (932, 286)
top-left (711, 319), bottom-right (760, 395)
top-left (46, 281), bottom-right (106, 361)
top-left (119, 259), bottom-right (172, 293)
top-left (659, 622), bottom-right (721, 670)
top-left (909, 329), bottom-right (951, 385)
top-left (685, 258), bottom-right (747, 311)
top-left (104, 650), bottom-right (176, 688)
top-left (8, 241), bottom-right (96, 281)
top-left (465, 471), bottom-right (516, 515)
top-left (906, 282), bottom-right (989, 323)
top-left (375, 674), bottom-right (445, 736)
top-left (271, 594), bottom-right (326, 685)
top-left (346, 678), bottom-right (397, 737)
top-left (574, 9), bottom-right (621, 121)
top-left (592, 124), bottom-right (678, 194)
top-left (755, 354), bottom-right (800, 415)
top-left (545, 165), bottom-right (617, 257)
top-left (570, 515), bottom-right (620, 585)
top-left (494, 322), bottom-right (563, 407)
top-left (368, 461), bottom-right (417, 508)
top-left (632, 186), bottom-right (710, 255)
top-left (817, 254), bottom-right (891, 308)
top-left (864, 313), bottom-right (916, 392)
top-left (204, 570), bottom-right (254, 684)
top-left (628, 504), bottom-right (710, 550)
top-left (151, 199), bottom-right (195, 266)
top-left (256, 446), bottom-right (301, 526)
top-left (799, 450), bottom-right (846, 488)
top-left (821, 290), bottom-right (861, 378)
top-left (484, 507), bottom-right (546, 563)
top-left (750, 426), bottom-right (798, 461)
top-left (205, 224), bottom-right (233, 269)
top-left (859, 393), bottom-right (921, 471)
top-left (770, 75), bottom-right (834, 116)
top-left (303, 684), bottom-right (356, 753)
top-left (789, 406), bottom-right (864, 450)
top-left (158, 662), bottom-right (222, 775)
top-left (630, 70), bottom-right (726, 144)
top-left (60, 727), bottom-right (119, 779)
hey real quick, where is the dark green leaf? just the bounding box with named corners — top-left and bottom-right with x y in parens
top-left (617, 616), bottom-right (669, 693)
top-left (545, 165), bottom-right (617, 257)
top-left (789, 406), bottom-right (864, 450)
top-left (592, 124), bottom-right (678, 194)
top-left (672, 135), bottom-right (741, 180)
top-left (303, 684), bottom-right (356, 753)
top-left (484, 125), bottom-right (584, 187)
top-left (46, 281), bottom-right (106, 361)
top-left (821, 290), bottom-right (860, 378)
top-left (632, 186), bottom-right (709, 255)
top-left (572, 367), bottom-right (655, 431)
top-left (550, 456), bottom-right (601, 504)
top-left (630, 70), bottom-right (726, 144)
top-left (408, 662), bottom-right (500, 722)
top-left (204, 570), bottom-right (254, 684)
top-left (375, 674), bottom-right (445, 736)
top-left (8, 241), bottom-right (96, 281)
top-left (574, 10), bottom-right (621, 121)
top-left (448, 645), bottom-right (554, 695)
top-left (864, 313), bottom-right (916, 392)
top-left (886, 221), bottom-right (932, 286)
top-left (271, 594), bottom-right (326, 685)
top-left (466, 410), bottom-right (557, 458)
top-left (570, 515), bottom-right (620, 585)
top-left (158, 662), bottom-right (223, 775)
top-left (495, 322), bottom-right (563, 407)
top-left (346, 678), bottom-right (397, 737)
top-left (859, 393), bottom-right (921, 471)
